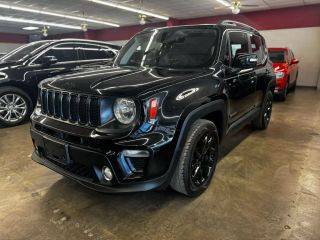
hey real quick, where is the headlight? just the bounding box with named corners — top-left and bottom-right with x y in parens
top-left (275, 71), bottom-right (285, 79)
top-left (113, 98), bottom-right (136, 124)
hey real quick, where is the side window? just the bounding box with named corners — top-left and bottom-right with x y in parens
top-left (250, 34), bottom-right (266, 65)
top-left (35, 44), bottom-right (78, 64)
top-left (229, 32), bottom-right (249, 66)
top-left (78, 44), bottom-right (116, 61)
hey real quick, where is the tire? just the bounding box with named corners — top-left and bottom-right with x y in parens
top-left (252, 91), bottom-right (273, 130)
top-left (0, 87), bottom-right (33, 127)
top-left (278, 81), bottom-right (288, 101)
top-left (170, 119), bottom-right (219, 197)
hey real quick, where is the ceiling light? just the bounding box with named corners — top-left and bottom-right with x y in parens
top-left (88, 0), bottom-right (169, 20)
top-left (22, 26), bottom-right (39, 31)
top-left (232, 7), bottom-right (240, 14)
top-left (42, 26), bottom-right (48, 37)
top-left (216, 0), bottom-right (231, 7)
top-left (81, 22), bottom-right (88, 32)
top-left (139, 15), bottom-right (146, 25)
top-left (0, 3), bottom-right (119, 27)
top-left (0, 16), bottom-right (81, 30)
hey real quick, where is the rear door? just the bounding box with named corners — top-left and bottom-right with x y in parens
top-left (76, 43), bottom-right (117, 66)
top-left (223, 31), bottom-right (257, 123)
top-left (249, 33), bottom-right (269, 107)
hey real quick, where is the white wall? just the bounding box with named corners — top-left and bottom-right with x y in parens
top-left (0, 42), bottom-right (22, 55)
top-left (261, 27), bottom-right (320, 87)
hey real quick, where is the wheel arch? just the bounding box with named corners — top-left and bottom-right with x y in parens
top-left (164, 98), bottom-right (228, 186)
top-left (0, 81), bottom-right (36, 104)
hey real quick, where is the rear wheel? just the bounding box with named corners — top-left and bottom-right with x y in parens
top-left (0, 87), bottom-right (32, 127)
top-left (252, 91), bottom-right (273, 130)
top-left (170, 119), bottom-right (219, 197)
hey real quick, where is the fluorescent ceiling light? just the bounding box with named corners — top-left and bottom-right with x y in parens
top-left (0, 16), bottom-right (81, 30)
top-left (216, 0), bottom-right (231, 7)
top-left (0, 3), bottom-right (119, 27)
top-left (22, 26), bottom-right (39, 30)
top-left (88, 0), bottom-right (169, 20)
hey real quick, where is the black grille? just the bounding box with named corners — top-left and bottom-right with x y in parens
top-left (40, 89), bottom-right (101, 127)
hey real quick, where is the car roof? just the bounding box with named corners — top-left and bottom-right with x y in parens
top-left (47, 38), bottom-right (121, 50)
top-left (143, 20), bottom-right (261, 36)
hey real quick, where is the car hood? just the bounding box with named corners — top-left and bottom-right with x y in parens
top-left (40, 66), bottom-right (209, 97)
top-left (272, 63), bottom-right (288, 71)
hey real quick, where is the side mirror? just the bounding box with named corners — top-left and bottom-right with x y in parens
top-left (233, 53), bottom-right (258, 69)
top-left (291, 58), bottom-right (299, 65)
top-left (41, 55), bottom-right (58, 66)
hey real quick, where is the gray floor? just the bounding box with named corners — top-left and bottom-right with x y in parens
top-left (0, 88), bottom-right (320, 240)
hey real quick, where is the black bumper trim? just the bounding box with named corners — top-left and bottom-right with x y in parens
top-left (32, 151), bottom-right (168, 193)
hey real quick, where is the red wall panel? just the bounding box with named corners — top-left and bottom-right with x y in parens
top-left (178, 4), bottom-right (320, 30)
top-left (43, 4), bottom-right (320, 42)
top-left (0, 32), bottom-right (28, 43)
top-left (88, 4), bottom-right (320, 41)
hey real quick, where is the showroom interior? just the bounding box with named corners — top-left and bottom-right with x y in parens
top-left (0, 0), bottom-right (320, 239)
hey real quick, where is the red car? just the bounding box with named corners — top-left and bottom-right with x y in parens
top-left (268, 48), bottom-right (299, 101)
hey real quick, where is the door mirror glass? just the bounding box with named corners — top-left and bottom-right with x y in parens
top-left (291, 58), bottom-right (299, 65)
top-left (233, 53), bottom-right (258, 69)
top-left (41, 55), bottom-right (58, 66)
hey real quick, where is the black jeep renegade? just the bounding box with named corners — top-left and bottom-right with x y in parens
top-left (30, 20), bottom-right (275, 197)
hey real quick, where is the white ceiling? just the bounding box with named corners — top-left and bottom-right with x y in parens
top-left (0, 0), bottom-right (319, 35)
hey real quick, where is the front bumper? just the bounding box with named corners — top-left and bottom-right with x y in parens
top-left (30, 118), bottom-right (174, 193)
top-left (32, 151), bottom-right (168, 193)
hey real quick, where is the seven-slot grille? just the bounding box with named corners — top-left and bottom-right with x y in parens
top-left (40, 88), bottom-right (101, 126)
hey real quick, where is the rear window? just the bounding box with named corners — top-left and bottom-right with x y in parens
top-left (268, 50), bottom-right (285, 63)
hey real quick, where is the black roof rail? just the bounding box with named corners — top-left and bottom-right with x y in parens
top-left (219, 20), bottom-right (258, 32)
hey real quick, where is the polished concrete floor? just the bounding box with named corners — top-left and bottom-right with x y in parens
top-left (0, 88), bottom-right (320, 240)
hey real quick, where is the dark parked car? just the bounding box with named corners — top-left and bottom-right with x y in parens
top-left (0, 39), bottom-right (120, 127)
top-left (30, 21), bottom-right (275, 197)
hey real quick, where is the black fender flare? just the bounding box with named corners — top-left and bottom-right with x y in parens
top-left (164, 99), bottom-right (227, 186)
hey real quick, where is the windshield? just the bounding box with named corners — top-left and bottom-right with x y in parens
top-left (268, 50), bottom-right (285, 63)
top-left (0, 41), bottom-right (50, 63)
top-left (115, 26), bottom-right (219, 69)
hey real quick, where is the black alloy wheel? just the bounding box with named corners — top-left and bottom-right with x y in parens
top-left (263, 95), bottom-right (272, 127)
top-left (190, 133), bottom-right (216, 187)
top-left (252, 91), bottom-right (273, 130)
top-left (170, 119), bottom-right (219, 197)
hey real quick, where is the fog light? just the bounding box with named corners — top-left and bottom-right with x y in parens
top-left (102, 166), bottom-right (113, 181)
top-left (122, 150), bottom-right (150, 158)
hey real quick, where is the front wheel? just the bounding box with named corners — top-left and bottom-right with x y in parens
top-left (170, 119), bottom-right (219, 197)
top-left (0, 87), bottom-right (32, 127)
top-left (252, 91), bottom-right (273, 130)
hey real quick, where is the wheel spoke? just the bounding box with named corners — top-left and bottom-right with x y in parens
top-left (0, 98), bottom-right (7, 105)
top-left (13, 110), bottom-right (22, 117)
top-left (4, 95), bottom-right (11, 104)
top-left (4, 111), bottom-right (10, 120)
top-left (14, 96), bottom-right (21, 104)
